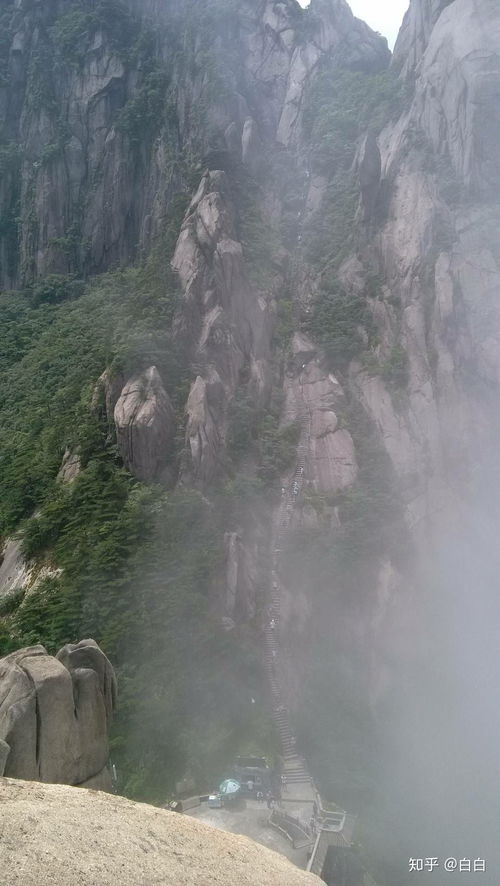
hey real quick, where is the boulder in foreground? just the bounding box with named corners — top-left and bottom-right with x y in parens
top-left (0, 778), bottom-right (321, 886)
top-left (0, 640), bottom-right (116, 788)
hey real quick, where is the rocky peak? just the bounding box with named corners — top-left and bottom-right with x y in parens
top-left (173, 169), bottom-right (275, 484)
top-left (311, 0), bottom-right (390, 65)
top-left (113, 366), bottom-right (176, 483)
top-left (0, 640), bottom-right (116, 789)
top-left (393, 0), bottom-right (455, 77)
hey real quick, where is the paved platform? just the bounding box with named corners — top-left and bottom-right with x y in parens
top-left (186, 798), bottom-right (310, 869)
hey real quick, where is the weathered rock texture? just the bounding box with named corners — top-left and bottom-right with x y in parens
top-left (0, 640), bottom-right (116, 788)
top-left (3, 1), bottom-right (499, 877)
top-left (0, 777), bottom-right (322, 886)
top-left (356, 0), bottom-right (500, 549)
top-left (114, 366), bottom-right (176, 482)
top-left (0, 538), bottom-right (62, 601)
top-left (0, 0), bottom-right (389, 289)
top-left (0, 538), bottom-right (30, 599)
top-left (57, 448), bottom-right (81, 484)
top-left (172, 169), bottom-right (276, 483)
top-left (223, 529), bottom-right (262, 623)
top-left (269, 0), bottom-right (500, 718)
top-left (283, 334), bottom-right (358, 495)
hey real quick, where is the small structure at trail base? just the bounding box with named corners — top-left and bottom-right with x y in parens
top-left (219, 778), bottom-right (241, 801)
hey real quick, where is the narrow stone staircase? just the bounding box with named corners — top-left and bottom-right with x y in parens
top-left (264, 408), bottom-right (313, 788)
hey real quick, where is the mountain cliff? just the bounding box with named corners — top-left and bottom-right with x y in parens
top-left (1, 1), bottom-right (499, 882)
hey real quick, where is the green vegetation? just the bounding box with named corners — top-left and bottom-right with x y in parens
top-left (272, 288), bottom-right (294, 351)
top-left (0, 0), bottom-right (289, 803)
top-left (300, 58), bottom-right (411, 409)
top-left (303, 67), bottom-right (402, 176)
top-left (304, 279), bottom-right (373, 370)
top-left (51, 1), bottom-right (142, 66)
top-left (2, 0), bottom-right (182, 283)
top-left (362, 343), bottom-right (409, 404)
top-left (4, 477), bottom-right (271, 802)
top-left (0, 142), bottom-right (21, 176)
top-left (0, 243), bottom-right (188, 536)
top-left (380, 344), bottom-right (409, 390)
top-left (279, 59), bottom-right (408, 802)
top-left (0, 240), bottom-right (274, 801)
top-left (301, 63), bottom-right (401, 296)
top-left (281, 400), bottom-right (406, 810)
top-left (116, 70), bottom-right (169, 145)
top-left (0, 2), bottom-right (14, 87)
top-left (302, 67), bottom-right (401, 276)
top-left (231, 167), bottom-right (282, 290)
top-left (0, 143), bottom-right (21, 283)
top-left (0, 0), bottom-right (413, 823)
top-left (227, 391), bottom-right (301, 486)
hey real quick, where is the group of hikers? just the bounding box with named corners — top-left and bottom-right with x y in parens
top-left (254, 790), bottom-right (276, 808)
top-left (250, 774), bottom-right (288, 809)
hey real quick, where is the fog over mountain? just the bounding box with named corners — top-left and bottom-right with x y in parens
top-left (1, 1), bottom-right (499, 883)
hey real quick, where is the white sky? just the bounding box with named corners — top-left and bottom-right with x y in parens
top-left (298, 0), bottom-right (409, 50)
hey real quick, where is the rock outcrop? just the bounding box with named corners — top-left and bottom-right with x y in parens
top-left (56, 448), bottom-right (81, 484)
top-left (348, 0), bottom-right (500, 548)
top-left (0, 777), bottom-right (322, 886)
top-left (0, 641), bottom-right (116, 789)
top-left (114, 366), bottom-right (176, 482)
top-left (283, 334), bottom-right (358, 495)
top-left (173, 170), bottom-right (275, 484)
top-left (223, 529), bottom-right (261, 623)
top-left (0, 0), bottom-right (389, 289)
top-left (359, 131), bottom-right (382, 222)
top-left (278, 0), bottom-right (389, 145)
top-left (0, 538), bottom-right (30, 599)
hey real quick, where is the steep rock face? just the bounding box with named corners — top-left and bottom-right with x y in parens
top-left (283, 334), bottom-right (358, 495)
top-left (359, 131), bottom-right (382, 221)
top-left (392, 0), bottom-right (455, 77)
top-left (0, 0), bottom-right (388, 287)
top-left (0, 538), bottom-right (63, 600)
top-left (223, 530), bottom-right (260, 623)
top-left (408, 0), bottom-right (500, 195)
top-left (0, 538), bottom-right (30, 599)
top-left (93, 367), bottom-right (126, 422)
top-left (0, 640), bottom-right (116, 788)
top-left (356, 0), bottom-right (500, 547)
top-left (0, 0), bottom-right (175, 285)
top-left (266, 2), bottom-right (500, 778)
top-left (276, 0), bottom-right (389, 146)
top-left (173, 170), bottom-right (275, 484)
top-left (114, 366), bottom-right (176, 482)
top-left (305, 12), bottom-right (500, 847)
top-left (57, 447), bottom-right (81, 483)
